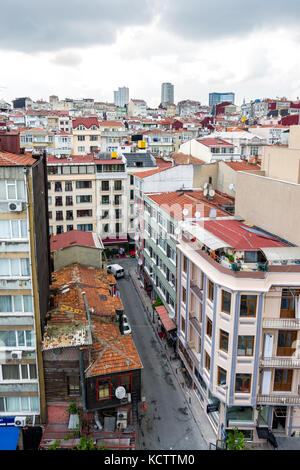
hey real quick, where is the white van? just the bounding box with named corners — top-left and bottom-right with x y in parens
top-left (107, 264), bottom-right (125, 278)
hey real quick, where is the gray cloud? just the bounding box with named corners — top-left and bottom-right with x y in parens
top-left (159, 0), bottom-right (300, 41)
top-left (0, 0), bottom-right (156, 52)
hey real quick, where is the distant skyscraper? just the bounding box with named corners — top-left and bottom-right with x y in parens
top-left (161, 82), bottom-right (174, 105)
top-left (209, 92), bottom-right (235, 107)
top-left (114, 87), bottom-right (129, 107)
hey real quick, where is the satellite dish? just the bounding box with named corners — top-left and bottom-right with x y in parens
top-left (204, 188), bottom-right (208, 196)
top-left (115, 386), bottom-right (126, 400)
top-left (209, 189), bottom-right (215, 197)
top-left (195, 211), bottom-right (200, 218)
top-left (182, 209), bottom-right (189, 216)
top-left (204, 182), bottom-right (208, 189)
top-left (175, 227), bottom-right (181, 235)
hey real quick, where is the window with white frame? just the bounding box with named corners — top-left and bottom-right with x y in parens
top-left (0, 295), bottom-right (33, 313)
top-left (1, 363), bottom-right (37, 380)
top-left (0, 180), bottom-right (26, 201)
top-left (0, 258), bottom-right (30, 277)
top-left (0, 396), bottom-right (39, 413)
top-left (0, 329), bottom-right (35, 348)
top-left (0, 219), bottom-right (28, 239)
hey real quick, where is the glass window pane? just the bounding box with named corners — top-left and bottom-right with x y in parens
top-left (29, 364), bottom-right (37, 379)
top-left (23, 296), bottom-right (33, 312)
top-left (0, 398), bottom-right (4, 412)
top-left (11, 259), bottom-right (20, 276)
top-left (21, 258), bottom-right (30, 276)
top-left (0, 259), bottom-right (9, 276)
top-left (21, 397), bottom-right (30, 411)
top-left (17, 181), bottom-right (25, 199)
top-left (30, 396), bottom-right (39, 411)
top-left (2, 365), bottom-right (20, 380)
top-left (14, 296), bottom-right (23, 312)
top-left (6, 397), bottom-right (19, 412)
top-left (21, 364), bottom-right (28, 379)
top-left (0, 181), bottom-right (6, 199)
top-left (7, 184), bottom-right (17, 199)
top-left (17, 331), bottom-right (25, 346)
top-left (0, 220), bottom-right (11, 238)
top-left (0, 296), bottom-right (12, 312)
top-left (20, 220), bottom-right (27, 238)
top-left (25, 330), bottom-right (33, 347)
top-left (11, 220), bottom-right (19, 238)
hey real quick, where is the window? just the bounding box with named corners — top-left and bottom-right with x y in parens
top-left (0, 220), bottom-right (27, 239)
top-left (66, 210), bottom-right (73, 221)
top-left (240, 295), bottom-right (257, 317)
top-left (235, 374), bottom-right (251, 393)
top-left (237, 336), bottom-right (255, 356)
top-left (181, 315), bottom-right (186, 334)
top-left (280, 289), bottom-right (300, 318)
top-left (77, 224), bottom-right (93, 231)
top-left (218, 367), bottom-right (227, 386)
top-left (115, 209), bottom-right (121, 219)
top-left (208, 280), bottom-right (214, 302)
top-left (67, 376), bottom-right (80, 396)
top-left (97, 378), bottom-right (111, 401)
top-left (0, 329), bottom-right (34, 347)
top-left (244, 251), bottom-right (258, 263)
top-left (114, 180), bottom-right (122, 191)
top-left (119, 374), bottom-right (132, 393)
top-left (76, 181), bottom-right (92, 189)
top-left (183, 256), bottom-right (188, 274)
top-left (102, 181), bottom-right (109, 191)
top-left (205, 352), bottom-right (211, 371)
top-left (65, 182), bottom-right (73, 191)
top-left (56, 211), bottom-right (63, 221)
top-left (0, 396), bottom-right (39, 413)
top-left (2, 363), bottom-right (37, 380)
top-left (76, 195), bottom-right (92, 203)
top-left (67, 225), bottom-right (73, 231)
top-left (221, 290), bottom-right (231, 314)
top-left (274, 369), bottom-right (293, 392)
top-left (55, 196), bottom-right (63, 206)
top-left (130, 175), bottom-right (134, 185)
top-left (77, 209), bottom-right (92, 218)
top-left (219, 330), bottom-right (229, 352)
top-left (206, 318), bottom-right (212, 338)
top-left (277, 331), bottom-right (297, 356)
top-left (114, 195), bottom-right (121, 205)
top-left (102, 195), bottom-right (109, 205)
top-left (182, 286), bottom-right (186, 304)
top-left (0, 258), bottom-right (30, 277)
top-left (78, 135), bottom-right (85, 141)
top-left (55, 182), bottom-right (62, 192)
top-left (89, 135), bottom-right (98, 141)
top-left (56, 225), bottom-right (64, 234)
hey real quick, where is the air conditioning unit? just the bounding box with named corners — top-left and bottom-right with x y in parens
top-left (8, 201), bottom-right (23, 212)
top-left (14, 416), bottom-right (27, 427)
top-left (10, 351), bottom-right (22, 360)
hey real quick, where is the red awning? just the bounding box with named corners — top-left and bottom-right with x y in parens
top-left (102, 238), bottom-right (128, 245)
top-left (155, 305), bottom-right (176, 332)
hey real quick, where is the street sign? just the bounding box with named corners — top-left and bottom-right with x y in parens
top-left (207, 403), bottom-right (219, 414)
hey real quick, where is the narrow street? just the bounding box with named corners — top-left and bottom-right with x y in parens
top-left (115, 258), bottom-right (208, 450)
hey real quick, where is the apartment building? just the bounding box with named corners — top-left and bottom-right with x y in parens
top-left (0, 146), bottom-right (50, 427)
top-left (179, 138), bottom-right (240, 163)
top-left (98, 120), bottom-right (128, 153)
top-left (47, 152), bottom-right (129, 247)
top-left (72, 117), bottom-right (101, 155)
top-left (176, 217), bottom-right (300, 445)
top-left (128, 99), bottom-right (147, 118)
top-left (142, 130), bottom-right (175, 156)
top-left (19, 128), bottom-right (55, 155)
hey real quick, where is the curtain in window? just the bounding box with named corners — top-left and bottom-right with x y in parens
top-left (2, 365), bottom-right (20, 380)
top-left (23, 296), bottom-right (33, 312)
top-left (17, 331), bottom-right (25, 346)
top-left (0, 181), bottom-right (6, 199)
top-left (11, 259), bottom-right (20, 276)
top-left (20, 220), bottom-right (27, 238)
top-left (0, 296), bottom-right (12, 312)
top-left (0, 331), bottom-right (16, 347)
top-left (17, 181), bottom-right (25, 200)
top-left (14, 296), bottom-right (23, 312)
top-left (25, 330), bottom-right (33, 347)
top-left (30, 396), bottom-right (39, 411)
top-left (6, 397), bottom-right (20, 412)
top-left (21, 397), bottom-right (30, 411)
top-left (11, 220), bottom-right (19, 238)
top-left (21, 259), bottom-right (30, 276)
top-left (0, 220), bottom-right (10, 238)
top-left (0, 259), bottom-right (9, 276)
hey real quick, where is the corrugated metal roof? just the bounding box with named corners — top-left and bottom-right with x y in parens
top-left (260, 247), bottom-right (300, 262)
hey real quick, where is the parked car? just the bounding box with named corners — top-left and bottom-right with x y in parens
top-left (107, 264), bottom-right (125, 278)
top-left (122, 314), bottom-right (132, 335)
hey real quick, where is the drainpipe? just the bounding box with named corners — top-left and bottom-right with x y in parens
top-left (79, 349), bottom-right (87, 412)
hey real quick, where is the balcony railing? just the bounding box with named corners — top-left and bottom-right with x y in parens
top-left (263, 318), bottom-right (300, 329)
top-left (260, 356), bottom-right (300, 368)
top-left (189, 316), bottom-right (202, 336)
top-left (190, 284), bottom-right (203, 301)
top-left (257, 394), bottom-right (300, 405)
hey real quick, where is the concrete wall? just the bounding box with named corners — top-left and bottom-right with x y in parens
top-left (193, 162), bottom-right (218, 189)
top-left (262, 146), bottom-right (300, 184)
top-left (217, 161), bottom-right (265, 197)
top-left (53, 245), bottom-right (104, 271)
top-left (235, 172), bottom-right (300, 246)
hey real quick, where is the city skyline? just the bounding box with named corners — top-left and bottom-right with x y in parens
top-left (1, 1), bottom-right (300, 107)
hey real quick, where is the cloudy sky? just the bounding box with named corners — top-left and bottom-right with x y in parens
top-left (1, 0), bottom-right (300, 107)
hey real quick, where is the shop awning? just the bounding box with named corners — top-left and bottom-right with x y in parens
top-left (102, 238), bottom-right (128, 245)
top-left (0, 426), bottom-right (21, 450)
top-left (155, 305), bottom-right (176, 331)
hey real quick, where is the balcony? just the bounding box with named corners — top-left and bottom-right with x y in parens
top-left (263, 318), bottom-right (300, 329)
top-left (189, 316), bottom-right (202, 336)
top-left (190, 283), bottom-right (203, 301)
top-left (257, 394), bottom-right (300, 405)
top-left (260, 356), bottom-right (300, 368)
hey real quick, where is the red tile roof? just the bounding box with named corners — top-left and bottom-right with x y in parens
top-left (72, 117), bottom-right (99, 129)
top-left (204, 220), bottom-right (287, 251)
top-left (50, 230), bottom-right (96, 252)
top-left (197, 138), bottom-right (233, 147)
top-left (0, 151), bottom-right (37, 166)
top-left (225, 161), bottom-right (261, 171)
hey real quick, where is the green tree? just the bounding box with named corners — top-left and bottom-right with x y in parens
top-left (226, 428), bottom-right (246, 450)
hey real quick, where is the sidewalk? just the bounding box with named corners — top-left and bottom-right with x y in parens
top-left (128, 266), bottom-right (217, 449)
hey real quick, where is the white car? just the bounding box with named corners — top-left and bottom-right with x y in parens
top-left (122, 315), bottom-right (132, 335)
top-left (107, 264), bottom-right (125, 278)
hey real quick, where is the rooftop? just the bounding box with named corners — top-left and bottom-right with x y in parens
top-left (50, 230), bottom-right (102, 252)
top-left (0, 150), bottom-right (37, 166)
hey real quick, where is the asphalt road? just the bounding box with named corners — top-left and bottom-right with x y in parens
top-left (115, 258), bottom-right (207, 450)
